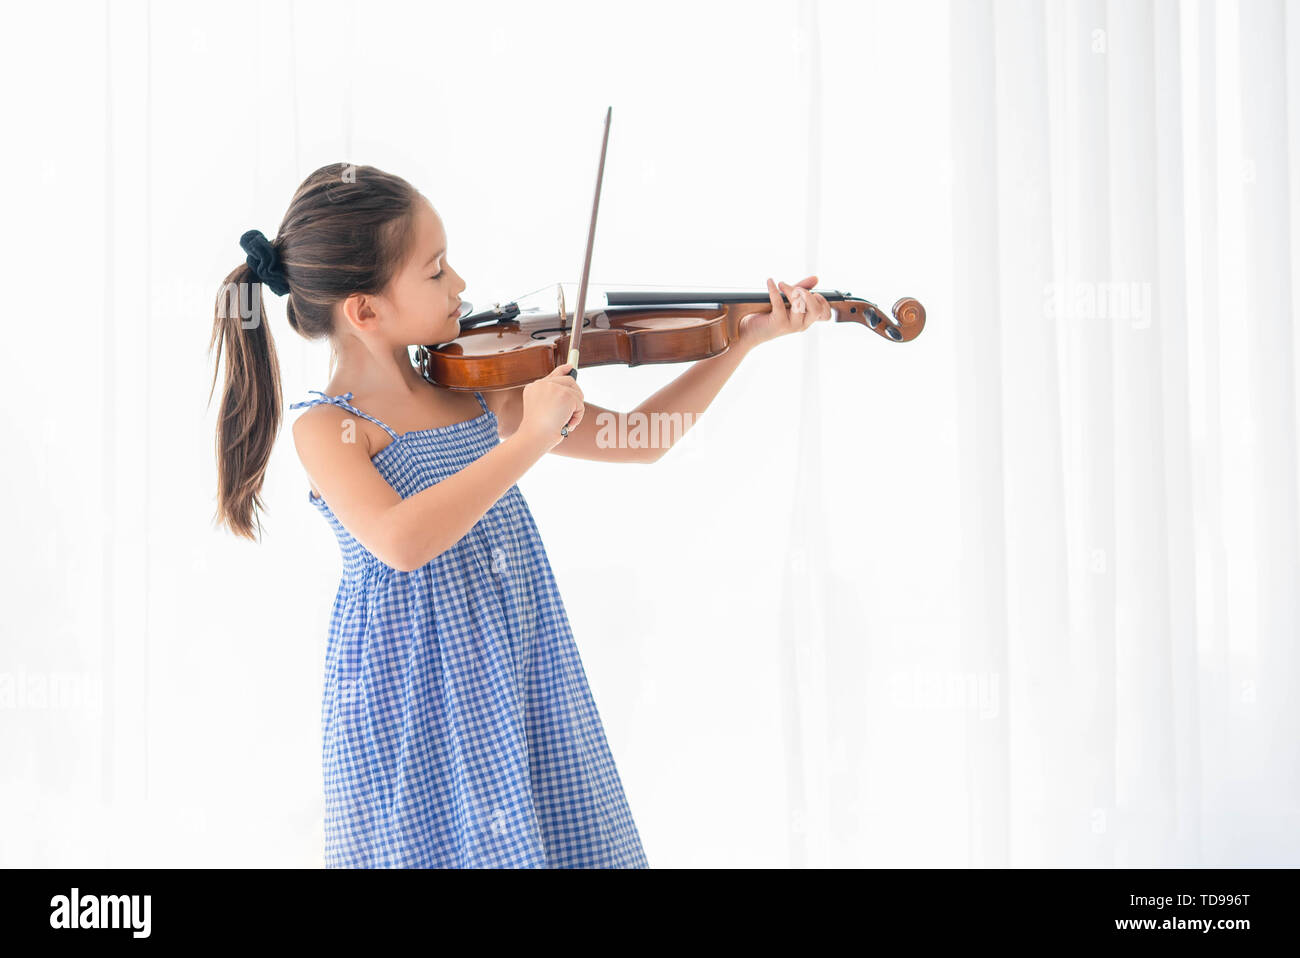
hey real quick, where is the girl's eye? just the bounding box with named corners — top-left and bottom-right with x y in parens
top-left (431, 270), bottom-right (444, 280)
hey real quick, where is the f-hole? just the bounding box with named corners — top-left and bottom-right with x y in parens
top-left (530, 316), bottom-right (596, 340)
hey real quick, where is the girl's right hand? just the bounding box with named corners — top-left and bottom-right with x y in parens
top-left (519, 362), bottom-right (584, 447)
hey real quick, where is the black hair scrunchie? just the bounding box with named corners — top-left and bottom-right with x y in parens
top-left (239, 229), bottom-right (290, 296)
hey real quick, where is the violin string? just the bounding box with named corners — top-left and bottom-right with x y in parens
top-left (482, 280), bottom-right (829, 310)
top-left (596, 280), bottom-right (831, 293)
top-left (589, 281), bottom-right (761, 290)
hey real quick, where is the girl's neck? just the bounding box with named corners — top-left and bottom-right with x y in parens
top-left (327, 335), bottom-right (426, 398)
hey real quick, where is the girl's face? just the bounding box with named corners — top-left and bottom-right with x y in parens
top-left (376, 196), bottom-right (466, 347)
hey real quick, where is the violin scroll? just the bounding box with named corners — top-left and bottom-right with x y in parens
top-left (841, 294), bottom-right (926, 343)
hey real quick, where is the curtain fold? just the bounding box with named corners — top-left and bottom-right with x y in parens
top-left (949, 0), bottom-right (1298, 864)
top-left (1239, 0), bottom-right (1300, 830)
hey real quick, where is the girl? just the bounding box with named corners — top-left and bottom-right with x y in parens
top-left (208, 162), bottom-right (831, 868)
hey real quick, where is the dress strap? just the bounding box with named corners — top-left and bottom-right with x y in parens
top-left (473, 391), bottom-right (490, 415)
top-left (289, 390), bottom-right (401, 441)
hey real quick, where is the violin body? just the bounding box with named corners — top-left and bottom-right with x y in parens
top-left (415, 286), bottom-right (926, 391)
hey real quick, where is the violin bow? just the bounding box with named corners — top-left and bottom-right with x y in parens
top-left (561, 105), bottom-right (612, 436)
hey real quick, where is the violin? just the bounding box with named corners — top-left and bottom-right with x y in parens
top-left (413, 105), bottom-right (926, 395)
top-left (414, 285), bottom-right (926, 392)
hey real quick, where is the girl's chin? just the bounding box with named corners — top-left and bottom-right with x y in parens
top-left (425, 317), bottom-right (460, 343)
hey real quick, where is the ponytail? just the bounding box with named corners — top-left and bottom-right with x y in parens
top-left (208, 264), bottom-right (283, 540)
top-left (207, 162), bottom-right (420, 541)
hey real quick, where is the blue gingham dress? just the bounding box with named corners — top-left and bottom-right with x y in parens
top-left (288, 388), bottom-right (648, 868)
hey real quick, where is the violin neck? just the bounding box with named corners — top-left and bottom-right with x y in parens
top-left (603, 289), bottom-right (851, 307)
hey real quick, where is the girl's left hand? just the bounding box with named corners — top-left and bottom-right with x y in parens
top-left (736, 275), bottom-right (833, 351)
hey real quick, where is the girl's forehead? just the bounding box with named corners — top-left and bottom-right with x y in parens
top-left (417, 201), bottom-right (446, 244)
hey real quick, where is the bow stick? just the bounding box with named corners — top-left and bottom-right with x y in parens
top-left (561, 105), bottom-right (612, 437)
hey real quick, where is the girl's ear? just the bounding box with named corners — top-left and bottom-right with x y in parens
top-left (340, 292), bottom-right (380, 331)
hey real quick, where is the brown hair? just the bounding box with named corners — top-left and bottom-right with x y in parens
top-left (207, 162), bottom-right (420, 539)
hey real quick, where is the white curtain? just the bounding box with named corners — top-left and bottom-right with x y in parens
top-left (1, 0), bottom-right (1295, 867)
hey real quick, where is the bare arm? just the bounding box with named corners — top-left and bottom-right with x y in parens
top-left (526, 339), bottom-right (754, 463)
top-left (292, 404), bottom-right (553, 572)
top-left (483, 385), bottom-right (661, 464)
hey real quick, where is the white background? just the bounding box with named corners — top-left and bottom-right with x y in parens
top-left (0, 0), bottom-right (1296, 867)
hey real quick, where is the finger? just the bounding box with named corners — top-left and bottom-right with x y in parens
top-left (789, 287), bottom-right (808, 315)
top-left (779, 278), bottom-right (818, 322)
top-left (790, 286), bottom-right (810, 323)
top-left (795, 291), bottom-right (816, 328)
top-left (794, 290), bottom-right (813, 330)
top-left (767, 277), bottom-right (787, 318)
top-left (777, 281), bottom-right (794, 320)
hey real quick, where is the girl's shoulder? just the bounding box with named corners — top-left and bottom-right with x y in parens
top-left (290, 391), bottom-right (393, 460)
top-left (290, 393), bottom-right (351, 429)
top-left (289, 389), bottom-right (359, 430)
top-left (291, 395), bottom-right (355, 446)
